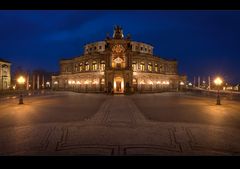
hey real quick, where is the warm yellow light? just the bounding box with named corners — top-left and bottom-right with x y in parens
top-left (17, 76), bottom-right (25, 84)
top-left (54, 81), bottom-right (58, 84)
top-left (157, 81), bottom-right (161, 84)
top-left (148, 81), bottom-right (153, 85)
top-left (77, 81), bottom-right (81, 84)
top-left (214, 77), bottom-right (223, 86)
top-left (68, 80), bottom-right (72, 84)
top-left (180, 81), bottom-right (184, 85)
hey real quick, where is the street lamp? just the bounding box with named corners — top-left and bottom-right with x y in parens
top-left (214, 77), bottom-right (223, 105)
top-left (17, 76), bottom-right (25, 104)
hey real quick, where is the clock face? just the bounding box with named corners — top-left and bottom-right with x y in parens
top-left (112, 44), bottom-right (125, 53)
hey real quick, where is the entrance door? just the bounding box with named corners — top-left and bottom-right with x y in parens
top-left (116, 81), bottom-right (121, 92)
top-left (114, 77), bottom-right (124, 93)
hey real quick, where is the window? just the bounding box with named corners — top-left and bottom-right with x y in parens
top-left (75, 64), bottom-right (78, 72)
top-left (85, 62), bottom-right (89, 71)
top-left (155, 64), bottom-right (158, 72)
top-left (2, 65), bottom-right (8, 76)
top-left (132, 61), bottom-right (137, 71)
top-left (133, 78), bottom-right (137, 84)
top-left (140, 62), bottom-right (145, 71)
top-left (148, 63), bottom-right (152, 72)
top-left (140, 47), bottom-right (143, 51)
top-left (92, 61), bottom-right (98, 71)
top-left (79, 63), bottom-right (83, 71)
top-left (100, 61), bottom-right (105, 71)
top-left (94, 46), bottom-right (97, 50)
top-left (160, 64), bottom-right (163, 72)
top-left (145, 48), bottom-right (147, 51)
top-left (99, 46), bottom-right (102, 49)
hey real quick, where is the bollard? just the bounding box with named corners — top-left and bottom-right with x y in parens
top-left (19, 94), bottom-right (24, 104)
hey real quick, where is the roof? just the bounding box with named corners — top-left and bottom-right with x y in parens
top-left (0, 58), bottom-right (11, 63)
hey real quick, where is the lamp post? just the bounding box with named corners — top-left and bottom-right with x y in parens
top-left (17, 76), bottom-right (25, 104)
top-left (214, 77), bottom-right (223, 105)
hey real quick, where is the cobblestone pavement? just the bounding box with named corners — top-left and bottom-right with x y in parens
top-left (0, 92), bottom-right (240, 155)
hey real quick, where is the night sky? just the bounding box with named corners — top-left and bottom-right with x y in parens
top-left (1, 10), bottom-right (240, 84)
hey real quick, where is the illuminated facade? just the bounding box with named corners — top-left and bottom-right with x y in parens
top-left (0, 58), bottom-right (11, 90)
top-left (52, 26), bottom-right (186, 94)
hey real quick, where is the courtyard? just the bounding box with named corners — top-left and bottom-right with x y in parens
top-left (0, 91), bottom-right (240, 155)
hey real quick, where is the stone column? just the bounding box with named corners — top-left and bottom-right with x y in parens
top-left (42, 75), bottom-right (44, 89)
top-left (208, 76), bottom-right (211, 90)
top-left (193, 76), bottom-right (196, 87)
top-left (37, 75), bottom-right (40, 90)
top-left (33, 74), bottom-right (35, 90)
top-left (198, 76), bottom-right (200, 88)
top-left (26, 74), bottom-right (29, 90)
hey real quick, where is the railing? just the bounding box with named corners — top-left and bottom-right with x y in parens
top-left (0, 89), bottom-right (55, 101)
top-left (186, 87), bottom-right (240, 101)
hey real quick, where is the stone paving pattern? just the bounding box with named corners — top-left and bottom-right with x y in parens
top-left (0, 92), bottom-right (240, 155)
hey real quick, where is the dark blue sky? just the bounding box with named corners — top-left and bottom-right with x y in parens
top-left (1, 10), bottom-right (240, 84)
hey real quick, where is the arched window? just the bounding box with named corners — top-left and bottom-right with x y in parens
top-left (79, 63), bottom-right (83, 72)
top-left (92, 61), bottom-right (98, 71)
top-left (160, 64), bottom-right (163, 72)
top-left (75, 63), bottom-right (78, 72)
top-left (100, 60), bottom-right (105, 71)
top-left (140, 62), bottom-right (145, 71)
top-left (148, 62), bottom-right (152, 72)
top-left (155, 64), bottom-right (158, 72)
top-left (132, 61), bottom-right (137, 71)
top-left (2, 64), bottom-right (8, 76)
top-left (85, 62), bottom-right (89, 71)
top-left (133, 78), bottom-right (137, 84)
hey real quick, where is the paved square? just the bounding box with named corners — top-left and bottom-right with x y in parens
top-left (0, 91), bottom-right (240, 155)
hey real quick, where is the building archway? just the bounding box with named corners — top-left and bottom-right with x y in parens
top-left (114, 76), bottom-right (124, 93)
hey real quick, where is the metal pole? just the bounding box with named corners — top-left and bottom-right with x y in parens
top-left (19, 84), bottom-right (24, 104)
top-left (216, 86), bottom-right (221, 105)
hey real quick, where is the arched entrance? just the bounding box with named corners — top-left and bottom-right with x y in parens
top-left (114, 76), bottom-right (124, 93)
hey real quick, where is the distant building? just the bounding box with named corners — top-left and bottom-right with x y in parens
top-left (52, 26), bottom-right (186, 94)
top-left (0, 58), bottom-right (11, 90)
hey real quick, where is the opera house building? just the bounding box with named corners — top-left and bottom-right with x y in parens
top-left (52, 26), bottom-right (186, 94)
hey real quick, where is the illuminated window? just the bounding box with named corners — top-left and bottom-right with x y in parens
top-left (92, 61), bottom-right (98, 71)
top-left (132, 61), bottom-right (137, 71)
top-left (140, 62), bottom-right (145, 71)
top-left (79, 63), bottom-right (83, 71)
top-left (101, 78), bottom-right (105, 84)
top-left (100, 61), bottom-right (105, 71)
top-left (155, 64), bottom-right (158, 72)
top-left (160, 64), bottom-right (163, 72)
top-left (133, 78), bottom-right (137, 84)
top-left (85, 62), bottom-right (89, 71)
top-left (148, 63), bottom-right (152, 72)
